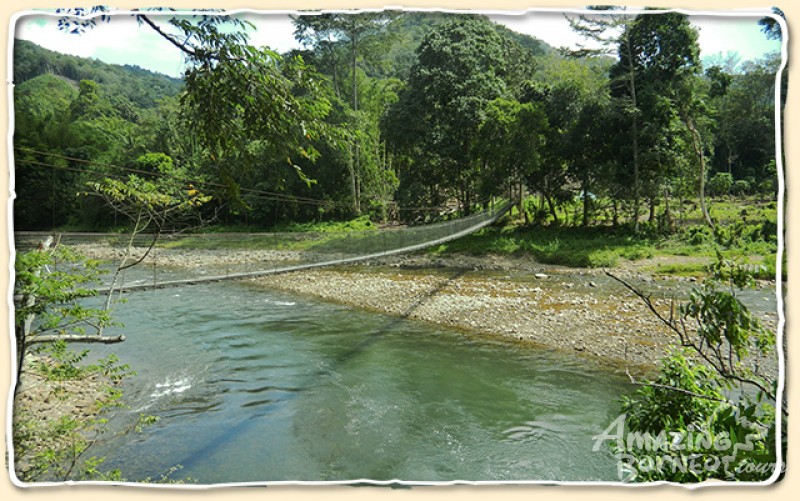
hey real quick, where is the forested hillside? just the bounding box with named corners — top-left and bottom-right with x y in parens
top-left (14, 39), bottom-right (182, 108)
top-left (12, 11), bottom-right (781, 234)
top-left (13, 40), bottom-right (188, 229)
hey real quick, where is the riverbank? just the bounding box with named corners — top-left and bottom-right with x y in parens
top-left (66, 241), bottom-right (780, 374)
top-left (12, 355), bottom-right (120, 481)
top-left (250, 266), bottom-right (778, 375)
top-left (69, 239), bottom-right (718, 279)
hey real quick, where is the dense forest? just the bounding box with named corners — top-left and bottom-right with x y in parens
top-left (13, 11), bottom-right (782, 233)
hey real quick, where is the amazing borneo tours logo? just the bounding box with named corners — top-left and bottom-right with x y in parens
top-left (592, 412), bottom-right (783, 482)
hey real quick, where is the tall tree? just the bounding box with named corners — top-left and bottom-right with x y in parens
top-left (611, 12), bottom-right (708, 228)
top-left (293, 12), bottom-right (396, 215)
top-left (569, 6), bottom-right (651, 231)
top-left (386, 17), bottom-right (507, 214)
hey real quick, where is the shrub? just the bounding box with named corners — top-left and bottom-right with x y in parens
top-left (732, 179), bottom-right (751, 196)
top-left (608, 255), bottom-right (782, 483)
top-left (707, 172), bottom-right (734, 197)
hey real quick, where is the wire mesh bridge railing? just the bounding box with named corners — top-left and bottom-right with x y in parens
top-left (14, 201), bottom-right (514, 292)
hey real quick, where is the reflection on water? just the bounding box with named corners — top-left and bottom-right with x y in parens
top-left (82, 280), bottom-right (631, 483)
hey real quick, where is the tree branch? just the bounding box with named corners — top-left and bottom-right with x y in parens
top-left (118, 228), bottom-right (161, 271)
top-left (606, 270), bottom-right (776, 400)
top-left (27, 334), bottom-right (125, 345)
top-left (625, 369), bottom-right (731, 404)
top-left (137, 14), bottom-right (198, 58)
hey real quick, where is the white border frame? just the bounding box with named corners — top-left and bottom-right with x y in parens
top-left (5, 5), bottom-right (788, 490)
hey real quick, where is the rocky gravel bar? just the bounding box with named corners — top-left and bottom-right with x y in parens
top-left (251, 265), bottom-right (779, 377)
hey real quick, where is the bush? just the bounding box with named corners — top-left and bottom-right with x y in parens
top-left (609, 256), bottom-right (782, 483)
top-left (732, 179), bottom-right (751, 196)
top-left (707, 172), bottom-right (734, 197)
top-left (685, 225), bottom-right (714, 246)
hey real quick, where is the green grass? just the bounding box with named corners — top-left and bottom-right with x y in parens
top-left (425, 199), bottom-right (779, 271)
top-left (73, 195), bottom-right (779, 277)
top-left (269, 215), bottom-right (377, 233)
top-left (427, 224), bottom-right (659, 268)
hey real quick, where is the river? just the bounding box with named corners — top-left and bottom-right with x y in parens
top-left (82, 279), bottom-right (633, 484)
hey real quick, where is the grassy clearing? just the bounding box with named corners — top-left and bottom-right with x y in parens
top-left (426, 196), bottom-right (780, 273)
top-left (426, 224), bottom-right (658, 268)
top-left (269, 215), bottom-right (378, 233)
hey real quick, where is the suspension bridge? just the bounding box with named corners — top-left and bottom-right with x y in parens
top-left (14, 201), bottom-right (514, 294)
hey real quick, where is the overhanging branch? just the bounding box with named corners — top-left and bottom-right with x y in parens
top-left (27, 334), bottom-right (126, 345)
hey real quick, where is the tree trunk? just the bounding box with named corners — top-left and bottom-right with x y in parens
top-left (582, 176), bottom-right (591, 227)
top-left (546, 195), bottom-right (559, 226)
top-left (347, 143), bottom-right (360, 216)
top-left (351, 31), bottom-right (362, 217)
top-left (625, 35), bottom-right (642, 233)
top-left (648, 197), bottom-right (656, 223)
top-left (16, 237), bottom-right (53, 388)
top-left (663, 188), bottom-right (673, 234)
top-left (683, 111), bottom-right (714, 228)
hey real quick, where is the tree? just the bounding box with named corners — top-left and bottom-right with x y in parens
top-left (709, 54), bottom-right (780, 188)
top-left (607, 255), bottom-right (781, 482)
top-left (293, 12), bottom-right (397, 216)
top-left (567, 100), bottom-right (616, 226)
top-left (707, 172), bottom-right (734, 197)
top-left (568, 7), bottom-right (640, 228)
top-left (56, 9), bottom-right (333, 213)
top-left (386, 17), bottom-right (507, 214)
top-left (611, 12), bottom-right (708, 229)
top-left (85, 154), bottom-right (211, 313)
top-left (528, 55), bottom-right (613, 227)
top-left (476, 98), bottom-right (548, 220)
top-left (14, 244), bottom-right (123, 384)
top-left (758, 8), bottom-right (785, 41)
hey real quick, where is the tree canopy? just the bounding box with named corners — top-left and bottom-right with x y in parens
top-left (13, 10), bottom-right (782, 231)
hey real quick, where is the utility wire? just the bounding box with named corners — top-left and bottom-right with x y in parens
top-left (14, 146), bottom-right (469, 212)
top-left (15, 146), bottom-right (344, 207)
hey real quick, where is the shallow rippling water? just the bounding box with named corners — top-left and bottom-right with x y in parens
top-left (83, 279), bottom-right (632, 484)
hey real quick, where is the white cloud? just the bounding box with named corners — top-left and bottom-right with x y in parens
top-left (15, 13), bottom-right (189, 77)
top-left (243, 14), bottom-right (299, 53)
top-left (16, 14), bottom-right (100, 58)
top-left (489, 10), bottom-right (780, 63)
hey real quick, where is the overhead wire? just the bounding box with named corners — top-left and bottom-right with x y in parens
top-left (14, 146), bottom-right (483, 212)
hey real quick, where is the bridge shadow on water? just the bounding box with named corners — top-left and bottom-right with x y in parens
top-left (330, 268), bottom-right (468, 365)
top-left (169, 269), bottom-right (469, 479)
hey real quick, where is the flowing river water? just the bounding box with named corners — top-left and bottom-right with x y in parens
top-left (80, 277), bottom-right (635, 484)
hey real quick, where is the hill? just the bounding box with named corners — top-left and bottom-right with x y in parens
top-left (13, 39), bottom-right (183, 110)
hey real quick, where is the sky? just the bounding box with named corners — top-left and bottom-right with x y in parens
top-left (13, 8), bottom-right (783, 79)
